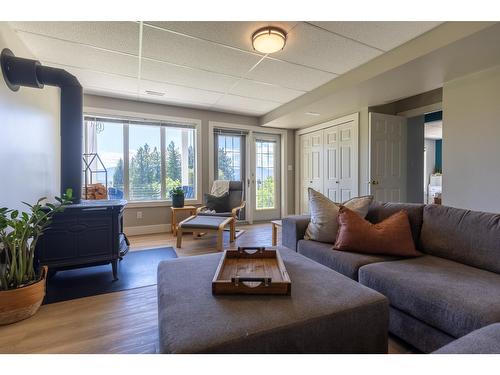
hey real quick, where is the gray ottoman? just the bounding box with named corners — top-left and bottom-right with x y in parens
top-left (157, 247), bottom-right (389, 353)
top-left (433, 324), bottom-right (500, 354)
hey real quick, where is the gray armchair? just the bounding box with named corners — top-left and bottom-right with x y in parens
top-left (196, 181), bottom-right (246, 220)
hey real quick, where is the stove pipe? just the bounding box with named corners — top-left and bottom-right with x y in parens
top-left (1, 48), bottom-right (83, 203)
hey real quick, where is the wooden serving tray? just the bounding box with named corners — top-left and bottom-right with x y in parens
top-left (212, 247), bottom-right (291, 295)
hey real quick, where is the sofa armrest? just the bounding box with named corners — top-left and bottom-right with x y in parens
top-left (282, 215), bottom-right (311, 251)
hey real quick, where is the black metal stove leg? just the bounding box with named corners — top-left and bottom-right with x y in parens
top-left (111, 259), bottom-right (119, 281)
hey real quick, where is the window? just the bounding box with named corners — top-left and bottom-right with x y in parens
top-left (84, 119), bottom-right (124, 196)
top-left (215, 133), bottom-right (245, 181)
top-left (84, 116), bottom-right (198, 203)
top-left (129, 124), bottom-right (161, 201)
top-left (255, 139), bottom-right (276, 210)
top-left (165, 127), bottom-right (196, 198)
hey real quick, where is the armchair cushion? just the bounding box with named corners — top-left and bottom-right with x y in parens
top-left (197, 211), bottom-right (233, 218)
top-left (204, 192), bottom-right (230, 213)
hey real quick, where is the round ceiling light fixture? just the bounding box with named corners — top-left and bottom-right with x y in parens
top-left (251, 27), bottom-right (287, 54)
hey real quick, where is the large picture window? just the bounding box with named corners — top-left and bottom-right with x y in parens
top-left (84, 116), bottom-right (198, 202)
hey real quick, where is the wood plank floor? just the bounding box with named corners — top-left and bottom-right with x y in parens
top-left (0, 222), bottom-right (412, 354)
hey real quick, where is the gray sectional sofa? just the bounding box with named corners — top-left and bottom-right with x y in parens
top-left (282, 202), bottom-right (500, 353)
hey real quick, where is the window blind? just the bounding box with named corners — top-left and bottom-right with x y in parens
top-left (84, 115), bottom-right (196, 129)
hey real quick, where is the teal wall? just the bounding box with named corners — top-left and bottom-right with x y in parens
top-left (435, 139), bottom-right (442, 172)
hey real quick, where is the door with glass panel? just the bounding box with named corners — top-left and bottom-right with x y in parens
top-left (252, 134), bottom-right (281, 221)
top-left (214, 131), bottom-right (246, 218)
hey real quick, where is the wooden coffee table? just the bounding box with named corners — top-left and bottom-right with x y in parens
top-left (176, 215), bottom-right (235, 251)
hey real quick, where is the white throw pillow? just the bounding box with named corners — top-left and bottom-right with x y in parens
top-left (305, 188), bottom-right (373, 243)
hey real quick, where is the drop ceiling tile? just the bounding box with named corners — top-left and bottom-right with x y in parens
top-left (139, 80), bottom-right (222, 105)
top-left (85, 88), bottom-right (139, 102)
top-left (17, 32), bottom-right (139, 78)
top-left (310, 21), bottom-right (443, 51)
top-left (145, 21), bottom-right (299, 53)
top-left (272, 22), bottom-right (382, 74)
top-left (141, 59), bottom-right (237, 93)
top-left (230, 79), bottom-right (305, 103)
top-left (137, 93), bottom-right (216, 111)
top-left (247, 57), bottom-right (336, 91)
top-left (10, 21), bottom-right (140, 55)
top-left (142, 25), bottom-right (262, 77)
top-left (215, 94), bottom-right (281, 116)
top-left (43, 62), bottom-right (140, 94)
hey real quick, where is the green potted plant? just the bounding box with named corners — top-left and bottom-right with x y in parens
top-left (0, 196), bottom-right (70, 325)
top-left (170, 186), bottom-right (185, 208)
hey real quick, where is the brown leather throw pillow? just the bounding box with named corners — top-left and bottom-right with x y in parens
top-left (333, 207), bottom-right (421, 257)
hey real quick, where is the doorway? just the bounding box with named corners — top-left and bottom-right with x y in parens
top-left (424, 112), bottom-right (443, 204)
top-left (251, 133), bottom-right (281, 221)
top-left (369, 110), bottom-right (442, 204)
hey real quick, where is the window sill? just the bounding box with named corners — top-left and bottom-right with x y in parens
top-left (125, 199), bottom-right (202, 208)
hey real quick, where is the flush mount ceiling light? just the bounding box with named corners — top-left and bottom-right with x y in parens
top-left (252, 27), bottom-right (287, 54)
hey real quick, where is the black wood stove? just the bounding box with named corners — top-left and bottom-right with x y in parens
top-left (35, 200), bottom-right (129, 280)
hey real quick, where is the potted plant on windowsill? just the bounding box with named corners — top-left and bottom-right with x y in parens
top-left (170, 186), bottom-right (185, 208)
top-left (0, 195), bottom-right (70, 325)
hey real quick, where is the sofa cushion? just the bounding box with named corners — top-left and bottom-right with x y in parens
top-left (366, 201), bottom-right (424, 245)
top-left (359, 255), bottom-right (500, 338)
top-left (433, 323), bottom-right (500, 354)
top-left (297, 239), bottom-right (400, 280)
top-left (420, 205), bottom-right (500, 274)
top-left (305, 189), bottom-right (373, 243)
top-left (334, 208), bottom-right (421, 257)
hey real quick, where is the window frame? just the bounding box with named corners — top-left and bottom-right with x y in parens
top-left (83, 107), bottom-right (202, 208)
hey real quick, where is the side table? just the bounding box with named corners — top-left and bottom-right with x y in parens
top-left (271, 219), bottom-right (282, 246)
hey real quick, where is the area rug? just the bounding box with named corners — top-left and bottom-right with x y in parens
top-left (44, 247), bottom-right (178, 304)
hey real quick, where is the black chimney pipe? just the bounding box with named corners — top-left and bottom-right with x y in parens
top-left (1, 48), bottom-right (83, 204)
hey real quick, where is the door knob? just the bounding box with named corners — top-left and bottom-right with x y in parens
top-left (371, 180), bottom-right (379, 185)
top-left (335, 181), bottom-right (339, 184)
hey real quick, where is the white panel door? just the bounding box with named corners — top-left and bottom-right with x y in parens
top-left (300, 134), bottom-right (312, 214)
top-left (338, 122), bottom-right (359, 202)
top-left (369, 112), bottom-right (407, 202)
top-left (323, 126), bottom-right (340, 202)
top-left (300, 130), bottom-right (323, 213)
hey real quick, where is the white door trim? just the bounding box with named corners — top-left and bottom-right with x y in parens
top-left (296, 112), bottom-right (359, 136)
top-left (208, 121), bottom-right (288, 222)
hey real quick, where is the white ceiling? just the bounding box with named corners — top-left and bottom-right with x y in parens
top-left (8, 21), bottom-right (441, 116)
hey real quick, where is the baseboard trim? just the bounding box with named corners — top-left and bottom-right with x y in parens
top-left (124, 224), bottom-right (170, 236)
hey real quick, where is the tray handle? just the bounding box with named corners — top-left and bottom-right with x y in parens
top-left (237, 246), bottom-right (266, 255)
top-left (231, 276), bottom-right (272, 287)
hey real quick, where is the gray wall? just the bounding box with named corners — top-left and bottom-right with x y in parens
top-left (406, 115), bottom-right (425, 203)
top-left (424, 139), bottom-right (436, 186)
top-left (84, 94), bottom-right (295, 228)
top-left (442, 64), bottom-right (500, 213)
top-left (0, 24), bottom-right (60, 210)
